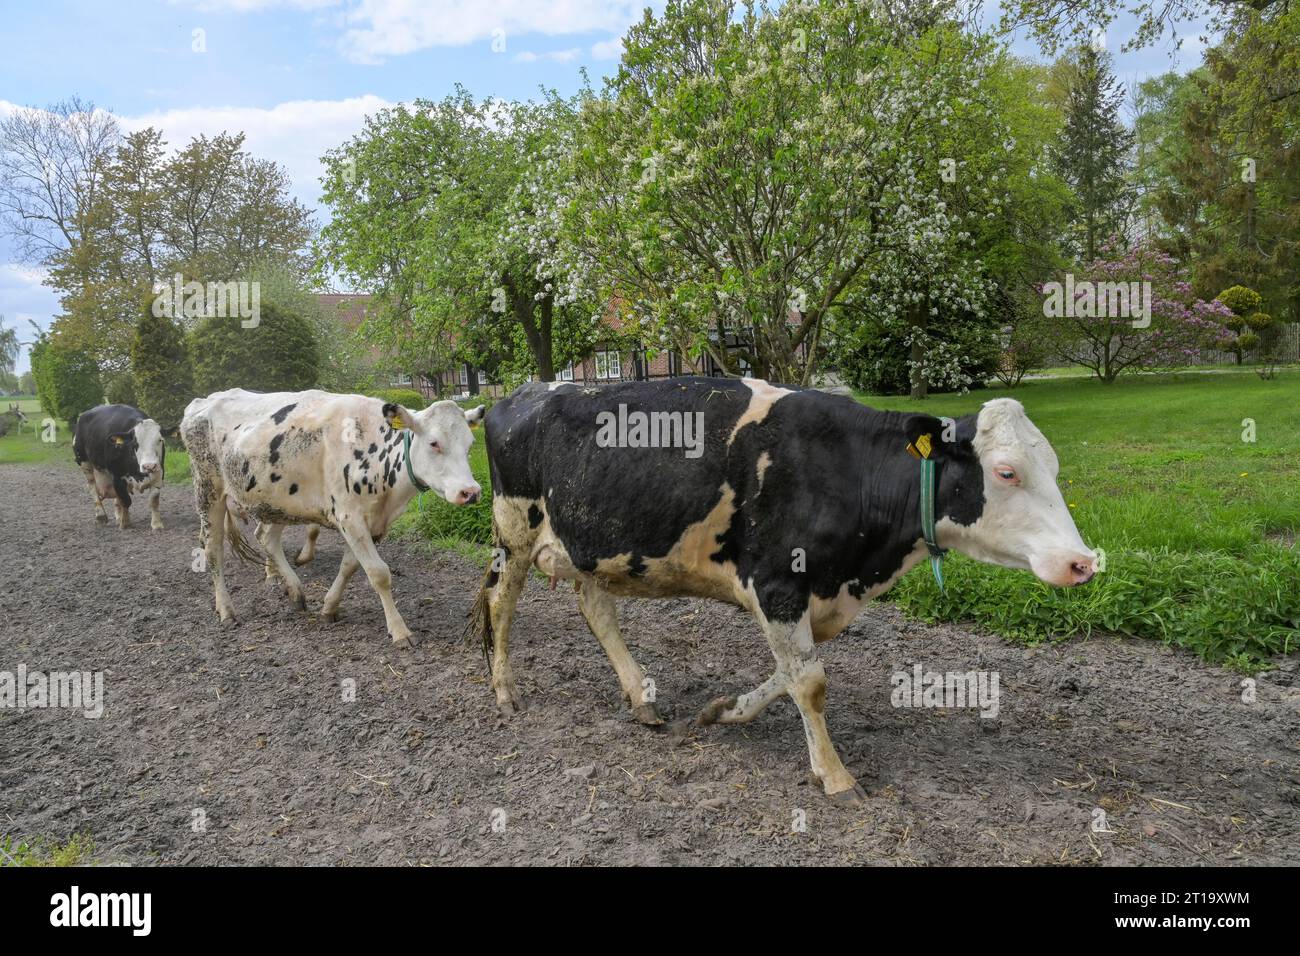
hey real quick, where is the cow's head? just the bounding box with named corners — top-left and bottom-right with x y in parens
top-left (108, 418), bottom-right (166, 479)
top-left (383, 400), bottom-right (486, 505)
top-left (936, 398), bottom-right (1097, 587)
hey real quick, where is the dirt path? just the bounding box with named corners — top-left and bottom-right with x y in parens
top-left (1, 462), bottom-right (1297, 865)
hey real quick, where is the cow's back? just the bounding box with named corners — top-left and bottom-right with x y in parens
top-left (74, 404), bottom-right (147, 468)
top-left (183, 388), bottom-right (390, 526)
top-left (486, 377), bottom-right (872, 603)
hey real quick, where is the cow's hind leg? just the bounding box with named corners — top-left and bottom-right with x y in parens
top-left (201, 490), bottom-right (237, 623)
top-left (578, 580), bottom-right (661, 725)
top-left (294, 525), bottom-right (320, 566)
top-left (699, 672), bottom-right (785, 726)
top-left (480, 551), bottom-right (527, 714)
top-left (336, 519), bottom-right (415, 647)
top-left (80, 462), bottom-right (107, 524)
top-left (260, 524), bottom-right (306, 611)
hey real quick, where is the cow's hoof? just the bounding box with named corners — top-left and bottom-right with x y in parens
top-left (151, 520), bottom-right (165, 531)
top-left (497, 698), bottom-right (522, 717)
top-left (827, 783), bottom-right (868, 806)
top-left (291, 593), bottom-right (307, 612)
top-left (633, 701), bottom-right (664, 726)
top-left (391, 631), bottom-right (420, 648)
top-left (95, 513), bottom-right (108, 525)
top-left (698, 695), bottom-right (738, 727)
top-left (217, 612), bottom-right (239, 627)
top-left (293, 552), bottom-right (313, 567)
top-left (321, 610), bottom-right (339, 623)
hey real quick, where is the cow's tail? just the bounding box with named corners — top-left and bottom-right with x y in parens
top-left (224, 509), bottom-right (262, 564)
top-left (467, 556), bottom-right (495, 670)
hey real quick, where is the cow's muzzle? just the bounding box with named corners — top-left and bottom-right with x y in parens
top-left (1031, 550), bottom-right (1099, 588)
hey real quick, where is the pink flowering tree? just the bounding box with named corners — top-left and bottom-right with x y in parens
top-left (1043, 239), bottom-right (1233, 382)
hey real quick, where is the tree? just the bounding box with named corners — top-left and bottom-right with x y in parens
top-left (30, 331), bottom-right (104, 429)
top-left (569, 0), bottom-right (1015, 386)
top-left (1052, 46), bottom-right (1135, 261)
top-left (317, 91), bottom-right (597, 385)
top-left (1, 104), bottom-right (315, 379)
top-left (1047, 239), bottom-right (1233, 381)
top-left (132, 303), bottom-right (194, 427)
top-left (1158, 5), bottom-right (1300, 343)
top-left (999, 0), bottom-right (1287, 54)
top-left (188, 301), bottom-right (320, 396)
top-left (1216, 284), bottom-right (1281, 375)
top-left (0, 325), bottom-right (18, 374)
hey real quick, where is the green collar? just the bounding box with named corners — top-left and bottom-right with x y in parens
top-left (907, 433), bottom-right (946, 594)
top-left (401, 429), bottom-right (431, 494)
top-left (919, 455), bottom-right (946, 594)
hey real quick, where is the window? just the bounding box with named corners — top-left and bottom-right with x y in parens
top-left (560, 362), bottom-right (574, 381)
top-left (393, 372), bottom-right (412, 386)
top-left (478, 369), bottom-right (489, 385)
top-left (458, 366), bottom-right (468, 386)
top-left (594, 350), bottom-right (621, 380)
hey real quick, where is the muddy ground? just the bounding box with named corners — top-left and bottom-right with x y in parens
top-left (1, 462), bottom-right (1298, 865)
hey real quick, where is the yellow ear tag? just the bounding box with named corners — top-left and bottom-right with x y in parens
top-left (112, 436), bottom-right (125, 445)
top-left (390, 414), bottom-right (404, 430)
top-left (906, 433), bottom-right (933, 459)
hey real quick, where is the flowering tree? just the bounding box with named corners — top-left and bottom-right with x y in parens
top-left (318, 91), bottom-right (598, 386)
top-left (568, 0), bottom-right (1015, 386)
top-left (1047, 239), bottom-right (1233, 382)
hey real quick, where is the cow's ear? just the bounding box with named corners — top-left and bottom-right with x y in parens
top-left (161, 424), bottom-right (181, 441)
top-left (464, 404), bottom-right (486, 427)
top-left (109, 431), bottom-right (130, 446)
top-left (382, 402), bottom-right (413, 432)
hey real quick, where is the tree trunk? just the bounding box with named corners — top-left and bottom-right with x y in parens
top-left (465, 363), bottom-right (480, 395)
top-left (909, 305), bottom-right (928, 399)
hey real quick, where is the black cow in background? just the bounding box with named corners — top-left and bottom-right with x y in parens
top-left (73, 404), bottom-right (173, 530)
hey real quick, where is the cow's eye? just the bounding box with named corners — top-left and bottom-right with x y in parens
top-left (995, 467), bottom-right (1018, 483)
top-left (429, 441), bottom-right (441, 452)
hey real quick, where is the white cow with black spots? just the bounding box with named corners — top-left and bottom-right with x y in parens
top-left (181, 388), bottom-right (484, 646)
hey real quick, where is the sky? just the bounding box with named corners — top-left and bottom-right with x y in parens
top-left (0, 0), bottom-right (1214, 373)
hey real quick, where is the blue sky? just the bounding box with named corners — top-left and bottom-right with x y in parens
top-left (0, 0), bottom-right (1212, 372)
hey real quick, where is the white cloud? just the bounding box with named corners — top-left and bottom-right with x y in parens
top-left (590, 36), bottom-right (623, 60)
top-left (0, 263), bottom-right (58, 373)
top-left (338, 0), bottom-right (641, 63)
top-left (512, 48), bottom-right (582, 64)
top-left (121, 94), bottom-right (394, 208)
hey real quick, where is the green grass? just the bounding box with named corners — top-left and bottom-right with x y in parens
top-left (0, 398), bottom-right (191, 482)
top-left (860, 371), bottom-right (1300, 668)
top-left (0, 833), bottom-right (96, 867)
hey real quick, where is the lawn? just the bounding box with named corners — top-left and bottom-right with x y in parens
top-left (861, 371), bottom-right (1300, 668)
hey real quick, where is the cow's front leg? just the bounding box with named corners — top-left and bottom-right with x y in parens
top-left (336, 518), bottom-right (415, 647)
top-left (763, 609), bottom-right (864, 804)
top-left (115, 499), bottom-right (131, 530)
top-left (578, 578), bottom-right (661, 725)
top-left (149, 486), bottom-right (164, 531)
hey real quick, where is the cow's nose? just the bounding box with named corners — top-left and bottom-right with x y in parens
top-left (455, 487), bottom-right (481, 506)
top-left (142, 463), bottom-right (159, 474)
top-left (1068, 559), bottom-right (1097, 586)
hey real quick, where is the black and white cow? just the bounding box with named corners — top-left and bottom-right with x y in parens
top-left (72, 404), bottom-right (171, 530)
top-left (473, 377), bottom-right (1097, 803)
top-left (181, 388), bottom-right (484, 645)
